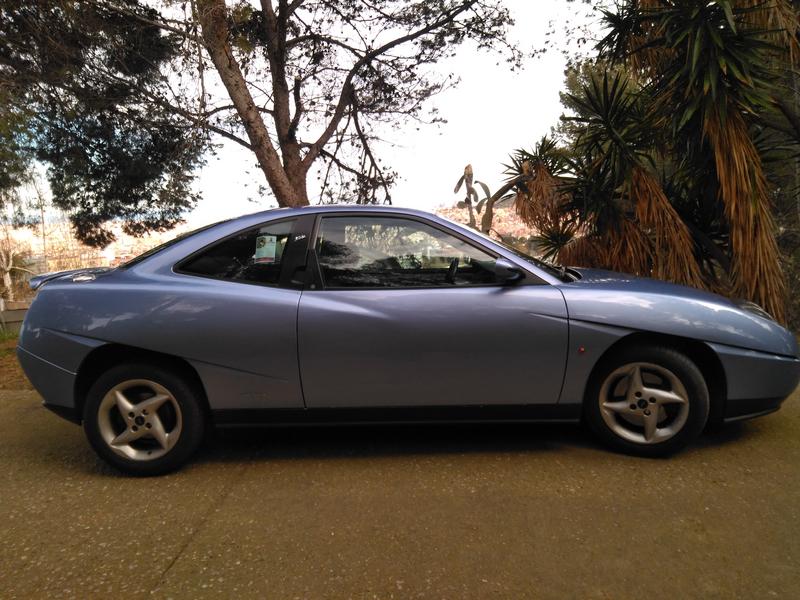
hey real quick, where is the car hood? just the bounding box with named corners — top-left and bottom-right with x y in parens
top-left (568, 268), bottom-right (736, 304)
top-left (29, 267), bottom-right (113, 291)
top-left (560, 268), bottom-right (798, 357)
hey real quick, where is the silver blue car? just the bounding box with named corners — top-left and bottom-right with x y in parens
top-left (17, 206), bottom-right (800, 474)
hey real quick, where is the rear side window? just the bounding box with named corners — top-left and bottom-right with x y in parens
top-left (179, 219), bottom-right (296, 286)
top-left (120, 220), bottom-right (228, 268)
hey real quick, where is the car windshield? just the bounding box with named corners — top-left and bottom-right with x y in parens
top-left (119, 220), bottom-right (229, 269)
top-left (445, 220), bottom-right (574, 282)
top-left (492, 238), bottom-right (574, 282)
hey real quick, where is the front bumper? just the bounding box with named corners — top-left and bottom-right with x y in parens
top-left (709, 342), bottom-right (800, 423)
top-left (724, 396), bottom-right (786, 422)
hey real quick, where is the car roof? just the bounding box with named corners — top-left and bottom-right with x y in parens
top-left (211, 204), bottom-right (471, 240)
top-left (232, 204), bottom-right (442, 222)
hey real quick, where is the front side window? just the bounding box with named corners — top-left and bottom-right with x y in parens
top-left (179, 219), bottom-right (296, 286)
top-left (316, 216), bottom-right (499, 288)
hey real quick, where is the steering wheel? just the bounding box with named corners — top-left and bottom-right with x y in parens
top-left (446, 257), bottom-right (459, 284)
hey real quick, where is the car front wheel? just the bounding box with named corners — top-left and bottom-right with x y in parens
top-left (584, 345), bottom-right (710, 457)
top-left (83, 363), bottom-right (205, 475)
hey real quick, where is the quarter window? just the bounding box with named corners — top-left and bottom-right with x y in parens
top-left (180, 219), bottom-right (296, 286)
top-left (316, 216), bottom-right (499, 288)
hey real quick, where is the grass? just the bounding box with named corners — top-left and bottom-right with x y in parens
top-left (0, 330), bottom-right (18, 358)
top-left (0, 331), bottom-right (32, 390)
top-left (0, 330), bottom-right (19, 343)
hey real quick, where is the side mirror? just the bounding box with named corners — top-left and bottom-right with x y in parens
top-left (494, 258), bottom-right (524, 284)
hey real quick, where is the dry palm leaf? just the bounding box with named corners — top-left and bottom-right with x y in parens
top-left (559, 219), bottom-right (653, 277)
top-left (737, 0), bottom-right (799, 63)
top-left (704, 109), bottom-right (787, 321)
top-left (515, 160), bottom-right (565, 233)
top-left (559, 234), bottom-right (604, 269)
top-left (623, 0), bottom-right (672, 77)
top-left (605, 218), bottom-right (654, 276)
top-left (631, 166), bottom-right (705, 288)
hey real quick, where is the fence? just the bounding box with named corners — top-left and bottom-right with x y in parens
top-left (0, 300), bottom-right (30, 335)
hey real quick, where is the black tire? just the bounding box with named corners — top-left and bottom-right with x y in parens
top-left (83, 362), bottom-right (205, 475)
top-left (583, 345), bottom-right (709, 457)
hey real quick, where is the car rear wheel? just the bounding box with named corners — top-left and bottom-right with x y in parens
top-left (83, 363), bottom-right (205, 475)
top-left (584, 345), bottom-right (709, 457)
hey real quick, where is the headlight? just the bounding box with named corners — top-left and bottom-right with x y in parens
top-left (736, 300), bottom-right (774, 321)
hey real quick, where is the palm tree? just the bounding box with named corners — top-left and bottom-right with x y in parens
top-left (513, 0), bottom-right (797, 322)
top-left (514, 75), bottom-right (703, 288)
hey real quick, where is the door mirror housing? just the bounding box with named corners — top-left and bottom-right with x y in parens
top-left (494, 259), bottom-right (524, 285)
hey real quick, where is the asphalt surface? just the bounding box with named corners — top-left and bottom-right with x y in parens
top-left (0, 388), bottom-right (798, 599)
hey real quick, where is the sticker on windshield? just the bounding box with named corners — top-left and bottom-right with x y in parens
top-left (254, 235), bottom-right (277, 264)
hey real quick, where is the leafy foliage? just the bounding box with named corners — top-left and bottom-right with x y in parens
top-left (0, 0), bottom-right (206, 245)
top-left (510, 0), bottom-right (799, 323)
top-left (0, 101), bottom-right (33, 197)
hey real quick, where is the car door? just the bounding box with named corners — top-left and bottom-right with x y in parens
top-left (297, 213), bottom-right (569, 408)
top-left (166, 215), bottom-right (314, 411)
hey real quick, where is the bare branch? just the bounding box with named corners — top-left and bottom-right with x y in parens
top-left (287, 0), bottom-right (305, 17)
top-left (288, 77), bottom-right (303, 140)
top-left (352, 96), bottom-right (391, 202)
top-left (302, 0), bottom-right (480, 170)
top-left (9, 266), bottom-right (35, 275)
top-left (319, 147), bottom-right (366, 179)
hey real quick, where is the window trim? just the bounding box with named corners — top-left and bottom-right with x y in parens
top-left (172, 215), bottom-right (313, 290)
top-left (308, 212), bottom-right (546, 291)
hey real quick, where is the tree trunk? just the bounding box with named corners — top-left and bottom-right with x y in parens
top-left (197, 0), bottom-right (307, 207)
top-left (2, 270), bottom-right (13, 302)
top-left (285, 154), bottom-right (310, 205)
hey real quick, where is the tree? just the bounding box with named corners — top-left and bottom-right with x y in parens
top-left (0, 97), bottom-right (32, 198)
top-left (1, 0), bottom-right (520, 245)
top-left (192, 0), bottom-right (519, 208)
top-left (507, 0), bottom-right (799, 322)
top-left (1, 1), bottom-right (208, 246)
top-left (0, 220), bottom-right (32, 302)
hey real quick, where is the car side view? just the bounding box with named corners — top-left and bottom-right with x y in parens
top-left (17, 206), bottom-right (800, 475)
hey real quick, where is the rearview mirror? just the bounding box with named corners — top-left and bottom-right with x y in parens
top-left (494, 259), bottom-right (523, 284)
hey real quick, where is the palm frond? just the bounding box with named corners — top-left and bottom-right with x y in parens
top-left (736, 0), bottom-right (799, 63)
top-left (558, 219), bottom-right (653, 276)
top-left (704, 109), bottom-right (786, 320)
top-left (514, 161), bottom-right (563, 229)
top-left (533, 219), bottom-right (578, 262)
top-left (630, 166), bottom-right (705, 287)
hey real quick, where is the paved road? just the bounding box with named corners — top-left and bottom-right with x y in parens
top-left (0, 388), bottom-right (798, 599)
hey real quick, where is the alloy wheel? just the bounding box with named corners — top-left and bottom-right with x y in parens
top-left (598, 362), bottom-right (690, 445)
top-left (96, 379), bottom-right (183, 461)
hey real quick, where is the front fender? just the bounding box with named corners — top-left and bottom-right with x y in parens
top-left (560, 285), bottom-right (797, 357)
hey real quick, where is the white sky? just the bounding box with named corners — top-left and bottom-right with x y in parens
top-left (187, 0), bottom-right (598, 227)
